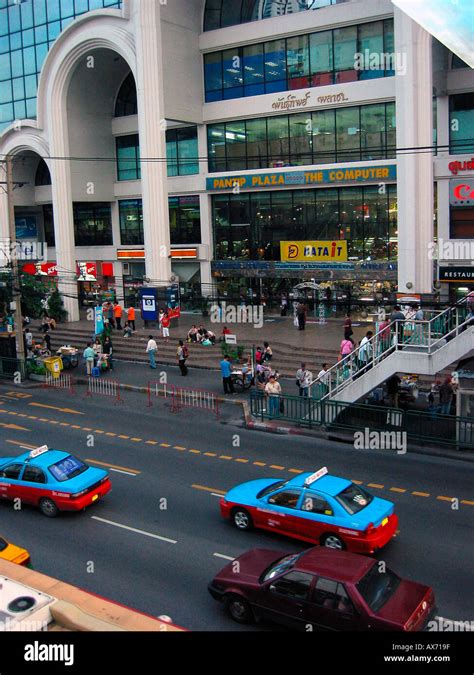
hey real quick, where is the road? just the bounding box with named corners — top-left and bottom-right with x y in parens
top-left (0, 383), bottom-right (472, 631)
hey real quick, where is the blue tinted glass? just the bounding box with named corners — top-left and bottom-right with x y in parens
top-left (33, 0), bottom-right (47, 25)
top-left (0, 36), bottom-right (8, 54)
top-left (47, 20), bottom-right (61, 40)
top-left (35, 43), bottom-right (48, 69)
top-left (23, 46), bottom-right (36, 75)
top-left (0, 8), bottom-right (7, 37)
top-left (12, 77), bottom-right (24, 99)
top-left (60, 0), bottom-right (75, 18)
top-left (244, 83), bottom-right (264, 96)
top-left (26, 97), bottom-right (36, 118)
top-left (222, 49), bottom-right (243, 89)
top-left (0, 54), bottom-right (11, 79)
top-left (89, 0), bottom-right (105, 9)
top-left (35, 25), bottom-right (47, 44)
top-left (204, 52), bottom-right (222, 92)
top-left (14, 98), bottom-right (26, 119)
top-left (75, 0), bottom-right (89, 13)
top-left (8, 5), bottom-right (21, 33)
top-left (0, 102), bottom-right (14, 122)
top-left (0, 80), bottom-right (11, 103)
top-left (205, 90), bottom-right (222, 103)
top-left (265, 80), bottom-right (286, 94)
top-left (24, 74), bottom-right (36, 98)
top-left (10, 32), bottom-right (22, 50)
top-left (11, 50), bottom-right (23, 77)
top-left (20, 1), bottom-right (34, 29)
top-left (22, 28), bottom-right (35, 47)
top-left (47, 0), bottom-right (60, 21)
top-left (61, 16), bottom-right (74, 31)
top-left (224, 87), bottom-right (243, 99)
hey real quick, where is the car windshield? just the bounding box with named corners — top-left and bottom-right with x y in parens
top-left (48, 455), bottom-right (88, 482)
top-left (257, 480), bottom-right (289, 499)
top-left (335, 484), bottom-right (374, 514)
top-left (356, 563), bottom-right (401, 613)
top-left (0, 537), bottom-right (7, 552)
top-left (261, 552), bottom-right (305, 583)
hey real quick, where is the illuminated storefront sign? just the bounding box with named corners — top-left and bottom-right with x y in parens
top-left (450, 179), bottom-right (474, 206)
top-left (206, 165), bottom-right (396, 192)
top-left (280, 241), bottom-right (348, 262)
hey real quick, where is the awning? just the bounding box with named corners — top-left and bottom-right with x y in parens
top-left (171, 262), bottom-right (200, 283)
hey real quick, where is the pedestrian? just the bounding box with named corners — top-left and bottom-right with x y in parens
top-left (339, 337), bottom-right (354, 359)
top-left (390, 305), bottom-right (405, 346)
top-left (103, 336), bottom-right (113, 371)
top-left (280, 293), bottom-right (288, 317)
top-left (161, 311), bottom-right (170, 342)
top-left (263, 341), bottom-right (272, 362)
top-left (297, 301), bottom-right (307, 330)
top-left (358, 331), bottom-right (374, 371)
top-left (317, 363), bottom-right (330, 395)
top-left (439, 376), bottom-right (454, 415)
top-left (158, 308), bottom-right (165, 329)
top-left (386, 373), bottom-right (401, 408)
top-left (265, 375), bottom-right (282, 416)
top-left (255, 346), bottom-right (264, 365)
top-left (92, 337), bottom-right (102, 363)
top-left (220, 355), bottom-right (234, 394)
top-left (127, 305), bottom-right (136, 332)
top-left (43, 330), bottom-right (51, 352)
top-left (428, 382), bottom-right (439, 417)
top-left (83, 342), bottom-right (96, 376)
top-left (378, 317), bottom-right (391, 352)
top-left (146, 334), bottom-right (158, 369)
top-left (296, 363), bottom-right (312, 397)
top-left (123, 321), bottom-right (133, 338)
top-left (343, 313), bottom-right (353, 340)
top-left (24, 327), bottom-right (33, 349)
top-left (177, 339), bottom-right (189, 376)
top-left (107, 302), bottom-right (115, 329)
top-left (414, 304), bottom-right (424, 321)
top-left (113, 302), bottom-right (123, 330)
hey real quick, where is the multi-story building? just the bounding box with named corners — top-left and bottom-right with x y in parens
top-left (0, 0), bottom-right (472, 321)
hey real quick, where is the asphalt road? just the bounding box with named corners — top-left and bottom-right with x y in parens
top-left (0, 384), bottom-right (472, 631)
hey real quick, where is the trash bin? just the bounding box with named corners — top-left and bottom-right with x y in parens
top-left (43, 356), bottom-right (63, 379)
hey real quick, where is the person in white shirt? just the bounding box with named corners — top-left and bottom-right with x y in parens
top-left (146, 335), bottom-right (158, 370)
top-left (296, 363), bottom-right (312, 398)
top-left (265, 376), bottom-right (282, 416)
top-left (317, 363), bottom-right (330, 395)
top-left (358, 331), bottom-right (373, 370)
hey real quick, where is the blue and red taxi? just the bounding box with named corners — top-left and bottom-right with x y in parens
top-left (0, 445), bottom-right (111, 517)
top-left (220, 467), bottom-right (398, 554)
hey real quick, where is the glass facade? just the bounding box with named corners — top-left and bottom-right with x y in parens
top-left (449, 93), bottom-right (474, 154)
top-left (208, 102), bottom-right (395, 171)
top-left (119, 196), bottom-right (202, 246)
top-left (0, 0), bottom-right (122, 131)
top-left (35, 157), bottom-right (51, 185)
top-left (117, 129), bottom-right (199, 180)
top-left (73, 202), bottom-right (113, 246)
top-left (203, 0), bottom-right (348, 32)
top-left (204, 19), bottom-right (394, 102)
top-left (212, 185), bottom-right (397, 262)
top-left (115, 72), bottom-right (137, 117)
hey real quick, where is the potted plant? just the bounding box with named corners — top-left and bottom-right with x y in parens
top-left (27, 361), bottom-right (47, 382)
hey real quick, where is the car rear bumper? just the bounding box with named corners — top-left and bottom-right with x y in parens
top-left (220, 498), bottom-right (232, 520)
top-left (208, 583), bottom-right (225, 602)
top-left (56, 479), bottom-right (112, 511)
top-left (348, 513), bottom-right (398, 554)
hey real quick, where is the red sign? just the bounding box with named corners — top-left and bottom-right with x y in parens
top-left (101, 262), bottom-right (114, 277)
top-left (23, 262), bottom-right (57, 276)
top-left (449, 158), bottom-right (474, 175)
top-left (77, 262), bottom-right (97, 281)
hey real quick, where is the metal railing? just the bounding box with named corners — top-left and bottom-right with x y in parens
top-left (44, 372), bottom-right (75, 393)
top-left (171, 386), bottom-right (219, 417)
top-left (308, 296), bottom-right (472, 400)
top-left (0, 356), bottom-right (27, 381)
top-left (147, 380), bottom-right (174, 407)
top-left (86, 377), bottom-right (122, 404)
top-left (249, 392), bottom-right (474, 449)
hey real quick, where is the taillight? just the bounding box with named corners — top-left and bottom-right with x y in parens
top-left (365, 522), bottom-right (375, 536)
top-left (70, 489), bottom-right (88, 499)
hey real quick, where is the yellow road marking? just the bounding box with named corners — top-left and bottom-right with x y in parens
top-left (105, 432), bottom-right (116, 437)
top-left (390, 487), bottom-right (406, 493)
top-left (204, 452), bottom-right (217, 457)
top-left (270, 465), bottom-right (285, 470)
top-left (6, 392), bottom-right (32, 398)
top-left (189, 449), bottom-right (201, 454)
top-left (28, 416), bottom-right (38, 420)
top-left (6, 439), bottom-right (35, 449)
top-left (118, 435), bottom-right (129, 439)
top-left (0, 422), bottom-right (30, 431)
top-left (352, 479), bottom-right (363, 485)
top-left (174, 445), bottom-right (186, 450)
top-left (367, 483), bottom-right (384, 489)
top-left (437, 495), bottom-right (453, 502)
top-left (412, 491), bottom-right (430, 497)
top-left (94, 430), bottom-right (104, 434)
top-left (219, 455), bottom-right (232, 460)
top-left (192, 484), bottom-right (225, 495)
top-left (7, 411), bottom-right (17, 415)
top-left (85, 459), bottom-right (140, 474)
top-left (145, 440), bottom-right (158, 445)
top-left (461, 499), bottom-right (474, 506)
top-left (83, 427), bottom-right (93, 431)
top-left (288, 468), bottom-right (303, 474)
top-left (235, 458), bottom-right (249, 463)
top-left (160, 443), bottom-right (171, 448)
top-left (253, 461), bottom-right (266, 467)
top-left (16, 414), bottom-right (28, 418)
top-left (48, 420), bottom-right (59, 425)
top-left (0, 408), bottom-right (8, 412)
top-left (29, 402), bottom-right (84, 415)
top-left (71, 425), bottom-right (81, 429)
top-left (59, 422), bottom-right (69, 427)
top-left (38, 418), bottom-right (49, 422)
top-left (130, 438), bottom-right (142, 442)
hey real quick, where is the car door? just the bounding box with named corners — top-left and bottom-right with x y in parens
top-left (257, 571), bottom-right (315, 630)
top-left (306, 577), bottom-right (357, 631)
top-left (20, 464), bottom-right (48, 506)
top-left (257, 488), bottom-right (303, 536)
top-left (296, 490), bottom-right (337, 543)
top-left (0, 463), bottom-right (25, 502)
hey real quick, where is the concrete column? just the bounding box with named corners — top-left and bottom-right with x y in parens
top-left (0, 162), bottom-right (8, 247)
top-left (394, 7), bottom-right (434, 295)
top-left (48, 110), bottom-right (80, 322)
top-left (437, 96), bottom-right (450, 157)
top-left (133, 0), bottom-right (171, 287)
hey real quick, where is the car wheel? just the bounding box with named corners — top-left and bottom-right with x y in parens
top-left (225, 595), bottom-right (253, 624)
top-left (232, 508), bottom-right (253, 531)
top-left (321, 533), bottom-right (345, 550)
top-left (39, 498), bottom-right (59, 518)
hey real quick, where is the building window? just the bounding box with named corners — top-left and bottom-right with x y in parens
top-left (166, 127), bottom-right (199, 176)
top-left (204, 19), bottom-right (394, 102)
top-left (449, 93), bottom-right (474, 154)
top-left (73, 203), bottom-right (113, 246)
top-left (43, 204), bottom-right (55, 247)
top-left (0, 0), bottom-right (122, 132)
top-left (116, 135), bottom-right (141, 181)
top-left (119, 199), bottom-right (143, 245)
top-left (212, 185), bottom-right (397, 262)
top-left (207, 102), bottom-right (396, 172)
top-left (118, 197), bottom-right (202, 245)
top-left (115, 72), bottom-right (137, 117)
top-left (450, 207), bottom-right (474, 239)
top-left (35, 159), bottom-right (51, 186)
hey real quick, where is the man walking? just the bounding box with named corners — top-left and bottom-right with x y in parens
top-left (220, 355), bottom-right (234, 394)
top-left (265, 375), bottom-right (282, 416)
top-left (161, 312), bottom-right (170, 342)
top-left (386, 373), bottom-right (401, 408)
top-left (113, 302), bottom-right (123, 330)
top-left (83, 342), bottom-right (96, 376)
top-left (317, 363), bottom-right (330, 395)
top-left (390, 305), bottom-right (405, 346)
top-left (127, 305), bottom-right (136, 332)
top-left (177, 340), bottom-right (188, 376)
top-left (358, 331), bottom-right (374, 371)
top-left (146, 335), bottom-right (158, 369)
top-left (296, 363), bottom-right (312, 397)
top-left (439, 376), bottom-right (454, 415)
top-left (297, 301), bottom-right (307, 330)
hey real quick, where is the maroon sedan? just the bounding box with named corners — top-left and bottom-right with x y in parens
top-left (208, 547), bottom-right (436, 631)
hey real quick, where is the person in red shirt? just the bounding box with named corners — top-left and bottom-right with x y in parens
top-left (113, 302), bottom-right (123, 330)
top-left (222, 326), bottom-right (231, 336)
top-left (161, 312), bottom-right (170, 342)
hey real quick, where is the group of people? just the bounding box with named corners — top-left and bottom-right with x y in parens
top-left (83, 336), bottom-right (113, 375)
top-left (187, 324), bottom-right (216, 345)
top-left (24, 326), bottom-right (51, 358)
top-left (145, 335), bottom-right (189, 376)
top-left (102, 301), bottom-right (136, 336)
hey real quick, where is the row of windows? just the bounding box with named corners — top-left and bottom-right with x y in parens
top-left (208, 102), bottom-right (395, 172)
top-left (203, 0), bottom-right (346, 32)
top-left (212, 186), bottom-right (398, 262)
top-left (450, 93), bottom-right (474, 155)
top-left (43, 197), bottom-right (202, 247)
top-left (0, 0), bottom-right (121, 129)
top-left (204, 19), bottom-right (394, 102)
top-left (116, 129), bottom-right (199, 180)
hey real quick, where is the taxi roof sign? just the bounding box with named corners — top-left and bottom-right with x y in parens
top-left (304, 467), bottom-right (328, 486)
top-left (28, 445), bottom-right (49, 459)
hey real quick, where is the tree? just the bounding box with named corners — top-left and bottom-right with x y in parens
top-left (19, 274), bottom-right (45, 319)
top-left (46, 289), bottom-right (68, 322)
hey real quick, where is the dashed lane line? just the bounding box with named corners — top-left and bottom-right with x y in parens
top-left (85, 459), bottom-right (141, 475)
top-left (91, 516), bottom-right (177, 544)
top-left (412, 491), bottom-right (430, 497)
top-left (192, 484), bottom-right (225, 495)
top-left (213, 553), bottom-right (234, 561)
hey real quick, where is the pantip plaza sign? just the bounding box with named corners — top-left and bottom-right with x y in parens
top-left (206, 165), bottom-right (397, 192)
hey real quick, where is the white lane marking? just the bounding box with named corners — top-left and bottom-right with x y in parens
top-left (211, 492), bottom-right (223, 498)
top-left (213, 553), bottom-right (235, 561)
top-left (109, 468), bottom-right (137, 476)
top-left (91, 516), bottom-right (177, 544)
